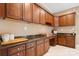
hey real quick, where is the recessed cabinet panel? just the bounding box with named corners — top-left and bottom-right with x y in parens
top-left (57, 36), bottom-right (66, 45)
top-left (33, 4), bottom-right (40, 23)
top-left (45, 12), bottom-right (54, 26)
top-left (59, 15), bottom-right (67, 26)
top-left (6, 3), bottom-right (22, 20)
top-left (36, 44), bottom-right (44, 56)
top-left (66, 37), bottom-right (75, 48)
top-left (23, 3), bottom-right (32, 22)
top-left (66, 13), bottom-right (75, 26)
top-left (45, 39), bottom-right (49, 52)
top-left (0, 3), bottom-right (5, 18)
top-left (39, 8), bottom-right (46, 24)
top-left (26, 47), bottom-right (36, 56)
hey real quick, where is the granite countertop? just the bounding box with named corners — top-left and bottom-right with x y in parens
top-left (57, 33), bottom-right (76, 37)
top-left (0, 34), bottom-right (48, 48)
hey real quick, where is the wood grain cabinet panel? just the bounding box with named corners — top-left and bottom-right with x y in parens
top-left (59, 13), bottom-right (75, 26)
top-left (26, 47), bottom-right (36, 56)
top-left (8, 44), bottom-right (25, 55)
top-left (0, 3), bottom-right (5, 18)
top-left (23, 3), bottom-right (32, 22)
top-left (6, 3), bottom-right (22, 20)
top-left (39, 8), bottom-right (46, 24)
top-left (45, 39), bottom-right (49, 52)
top-left (0, 49), bottom-right (1, 55)
top-left (36, 39), bottom-right (44, 56)
top-left (57, 36), bottom-right (66, 46)
top-left (26, 41), bottom-right (36, 56)
top-left (66, 36), bottom-right (75, 48)
top-left (59, 15), bottom-right (67, 26)
top-left (66, 13), bottom-right (75, 26)
top-left (33, 4), bottom-right (40, 23)
top-left (36, 44), bottom-right (44, 56)
top-left (45, 12), bottom-right (54, 26)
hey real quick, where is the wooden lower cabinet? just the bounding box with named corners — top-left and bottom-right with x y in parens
top-left (26, 41), bottom-right (36, 56)
top-left (36, 44), bottom-right (44, 56)
top-left (66, 36), bottom-right (75, 48)
top-left (0, 38), bottom-right (50, 56)
top-left (36, 39), bottom-right (45, 56)
top-left (0, 49), bottom-right (1, 55)
top-left (45, 39), bottom-right (49, 52)
top-left (0, 48), bottom-right (7, 56)
top-left (49, 37), bottom-right (57, 46)
top-left (26, 47), bottom-right (36, 56)
top-left (57, 34), bottom-right (75, 48)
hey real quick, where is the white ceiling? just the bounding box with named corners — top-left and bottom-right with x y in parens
top-left (38, 3), bottom-right (79, 14)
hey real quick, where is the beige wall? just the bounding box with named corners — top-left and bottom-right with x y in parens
top-left (57, 26), bottom-right (75, 33)
top-left (0, 18), bottom-right (53, 36)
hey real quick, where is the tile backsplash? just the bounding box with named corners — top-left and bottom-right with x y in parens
top-left (0, 18), bottom-right (53, 36)
top-left (57, 26), bottom-right (75, 33)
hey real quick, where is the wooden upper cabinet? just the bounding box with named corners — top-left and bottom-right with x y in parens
top-left (59, 15), bottom-right (67, 26)
top-left (49, 15), bottom-right (54, 26)
top-left (23, 3), bottom-right (32, 22)
top-left (46, 12), bottom-right (51, 24)
top-left (46, 12), bottom-right (54, 26)
top-left (0, 4), bottom-right (5, 18)
top-left (59, 12), bottom-right (75, 26)
top-left (66, 13), bottom-right (75, 26)
top-left (6, 3), bottom-right (22, 20)
top-left (33, 4), bottom-right (40, 23)
top-left (39, 8), bottom-right (46, 24)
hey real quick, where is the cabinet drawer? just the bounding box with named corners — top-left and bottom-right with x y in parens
top-left (26, 41), bottom-right (36, 48)
top-left (8, 44), bottom-right (25, 55)
top-left (11, 51), bottom-right (25, 56)
top-left (37, 39), bottom-right (44, 45)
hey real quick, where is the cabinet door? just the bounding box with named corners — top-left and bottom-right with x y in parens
top-left (46, 13), bottom-right (51, 23)
top-left (66, 37), bottom-right (75, 48)
top-left (0, 3), bottom-right (5, 18)
top-left (23, 3), bottom-right (32, 22)
top-left (33, 4), bottom-right (40, 23)
top-left (45, 12), bottom-right (54, 26)
top-left (59, 15), bottom-right (67, 26)
top-left (49, 15), bottom-right (54, 26)
top-left (66, 13), bottom-right (75, 26)
top-left (26, 47), bottom-right (36, 56)
top-left (39, 8), bottom-right (46, 24)
top-left (45, 39), bottom-right (49, 52)
top-left (6, 3), bottom-right (22, 20)
top-left (36, 44), bottom-right (44, 56)
top-left (52, 16), bottom-right (54, 26)
top-left (57, 36), bottom-right (66, 45)
top-left (0, 49), bottom-right (1, 56)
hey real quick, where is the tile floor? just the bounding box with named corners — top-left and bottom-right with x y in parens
top-left (44, 45), bottom-right (79, 56)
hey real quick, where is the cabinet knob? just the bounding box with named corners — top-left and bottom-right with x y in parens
top-left (18, 48), bottom-right (20, 50)
top-left (17, 53), bottom-right (20, 56)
